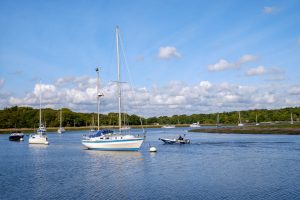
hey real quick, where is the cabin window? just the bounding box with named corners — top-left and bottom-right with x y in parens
top-left (121, 137), bottom-right (122, 139)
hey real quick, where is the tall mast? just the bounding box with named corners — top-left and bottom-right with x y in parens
top-left (238, 111), bottom-right (241, 124)
top-left (291, 113), bottom-right (294, 125)
top-left (116, 26), bottom-right (122, 130)
top-left (39, 81), bottom-right (42, 127)
top-left (60, 109), bottom-right (62, 128)
top-left (256, 114), bottom-right (258, 124)
top-left (96, 67), bottom-right (102, 131)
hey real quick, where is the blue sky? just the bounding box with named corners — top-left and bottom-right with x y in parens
top-left (0, 0), bottom-right (300, 116)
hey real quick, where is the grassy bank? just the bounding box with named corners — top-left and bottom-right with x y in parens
top-left (189, 124), bottom-right (300, 135)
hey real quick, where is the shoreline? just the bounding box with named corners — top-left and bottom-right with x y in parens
top-left (189, 126), bottom-right (300, 135)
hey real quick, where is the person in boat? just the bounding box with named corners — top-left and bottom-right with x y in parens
top-left (178, 135), bottom-right (184, 140)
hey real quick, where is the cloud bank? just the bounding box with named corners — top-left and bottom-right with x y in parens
top-left (4, 76), bottom-right (300, 117)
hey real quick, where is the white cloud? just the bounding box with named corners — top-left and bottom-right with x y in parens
top-left (208, 54), bottom-right (256, 72)
top-left (237, 54), bottom-right (257, 65)
top-left (2, 76), bottom-right (299, 116)
top-left (158, 46), bottom-right (181, 59)
top-left (246, 66), bottom-right (266, 76)
top-left (208, 59), bottom-right (234, 71)
top-left (263, 6), bottom-right (276, 14)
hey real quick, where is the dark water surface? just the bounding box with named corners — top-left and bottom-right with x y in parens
top-left (1, 128), bottom-right (299, 200)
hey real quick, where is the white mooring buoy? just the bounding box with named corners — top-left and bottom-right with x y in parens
top-left (149, 146), bottom-right (157, 152)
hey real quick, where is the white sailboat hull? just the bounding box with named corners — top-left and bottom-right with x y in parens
top-left (82, 138), bottom-right (144, 151)
top-left (29, 134), bottom-right (49, 144)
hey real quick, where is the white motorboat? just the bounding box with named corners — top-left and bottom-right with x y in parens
top-left (120, 126), bottom-right (131, 131)
top-left (190, 122), bottom-right (201, 128)
top-left (162, 125), bottom-right (175, 128)
top-left (82, 26), bottom-right (144, 151)
top-left (29, 82), bottom-right (49, 145)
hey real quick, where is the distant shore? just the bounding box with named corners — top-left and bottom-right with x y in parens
top-left (189, 125), bottom-right (300, 135)
top-left (0, 125), bottom-right (164, 134)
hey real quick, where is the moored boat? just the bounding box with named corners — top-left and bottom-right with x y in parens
top-left (190, 122), bottom-right (201, 128)
top-left (162, 125), bottom-right (175, 129)
top-left (82, 26), bottom-right (144, 151)
top-left (159, 135), bottom-right (190, 144)
top-left (29, 82), bottom-right (49, 145)
top-left (9, 132), bottom-right (24, 141)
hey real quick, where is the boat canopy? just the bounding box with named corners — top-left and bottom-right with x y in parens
top-left (90, 129), bottom-right (113, 138)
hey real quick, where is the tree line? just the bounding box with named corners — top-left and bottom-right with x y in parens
top-left (0, 106), bottom-right (299, 129)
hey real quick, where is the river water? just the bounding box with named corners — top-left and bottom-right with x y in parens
top-left (0, 127), bottom-right (299, 200)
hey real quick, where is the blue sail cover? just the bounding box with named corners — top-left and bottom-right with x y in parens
top-left (89, 129), bottom-right (113, 138)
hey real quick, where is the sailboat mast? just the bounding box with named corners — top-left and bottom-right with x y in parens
top-left (238, 111), bottom-right (241, 124)
top-left (116, 26), bottom-right (122, 130)
top-left (39, 81), bottom-right (42, 127)
top-left (291, 113), bottom-right (293, 125)
top-left (60, 109), bottom-right (62, 128)
top-left (96, 68), bottom-right (100, 131)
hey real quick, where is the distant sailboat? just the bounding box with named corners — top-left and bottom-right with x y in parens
top-left (57, 109), bottom-right (65, 134)
top-left (216, 113), bottom-right (220, 127)
top-left (256, 114), bottom-right (260, 126)
top-left (82, 26), bottom-right (144, 151)
top-left (29, 82), bottom-right (49, 145)
top-left (238, 111), bottom-right (244, 127)
top-left (291, 113), bottom-right (294, 125)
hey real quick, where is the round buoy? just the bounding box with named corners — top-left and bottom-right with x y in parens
top-left (149, 146), bottom-right (157, 152)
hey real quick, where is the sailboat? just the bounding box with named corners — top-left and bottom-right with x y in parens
top-left (120, 112), bottom-right (131, 131)
top-left (82, 26), bottom-right (144, 151)
top-left (238, 111), bottom-right (244, 127)
top-left (255, 114), bottom-right (260, 126)
top-left (291, 113), bottom-right (294, 125)
top-left (57, 109), bottom-right (65, 134)
top-left (29, 82), bottom-right (49, 145)
top-left (216, 113), bottom-right (221, 127)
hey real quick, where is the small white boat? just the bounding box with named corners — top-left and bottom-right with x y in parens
top-left (190, 122), bottom-right (201, 128)
top-left (57, 127), bottom-right (65, 134)
top-left (29, 82), bottom-right (49, 145)
top-left (29, 124), bottom-right (49, 145)
top-left (162, 125), bottom-right (175, 129)
top-left (120, 126), bottom-right (131, 131)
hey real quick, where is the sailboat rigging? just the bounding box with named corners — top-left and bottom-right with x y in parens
top-left (81, 26), bottom-right (144, 151)
top-left (29, 82), bottom-right (49, 144)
